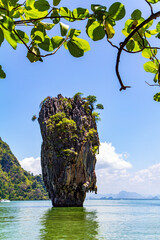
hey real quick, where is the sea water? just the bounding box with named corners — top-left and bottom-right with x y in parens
top-left (0, 200), bottom-right (160, 240)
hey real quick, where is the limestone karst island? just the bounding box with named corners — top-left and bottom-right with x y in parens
top-left (38, 93), bottom-right (103, 207)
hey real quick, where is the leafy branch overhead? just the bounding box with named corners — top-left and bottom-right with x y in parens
top-left (1, 0), bottom-right (160, 101)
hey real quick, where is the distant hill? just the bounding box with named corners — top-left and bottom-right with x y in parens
top-left (86, 191), bottom-right (160, 200)
top-left (0, 137), bottom-right (48, 200)
top-left (116, 191), bottom-right (144, 199)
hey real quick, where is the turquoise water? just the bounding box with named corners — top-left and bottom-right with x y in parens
top-left (0, 200), bottom-right (160, 239)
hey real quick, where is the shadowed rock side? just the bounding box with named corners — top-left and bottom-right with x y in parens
top-left (38, 94), bottom-right (99, 207)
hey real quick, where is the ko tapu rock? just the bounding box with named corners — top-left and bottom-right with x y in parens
top-left (38, 93), bottom-right (103, 207)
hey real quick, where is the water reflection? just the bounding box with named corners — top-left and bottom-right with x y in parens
top-left (0, 201), bottom-right (51, 240)
top-left (40, 207), bottom-right (100, 240)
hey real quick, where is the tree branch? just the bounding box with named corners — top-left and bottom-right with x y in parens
top-left (0, 7), bottom-right (7, 11)
top-left (14, 15), bottom-right (93, 25)
top-left (116, 10), bottom-right (160, 91)
top-left (145, 0), bottom-right (153, 15)
top-left (13, 1), bottom-right (26, 10)
top-left (13, 29), bottom-right (68, 58)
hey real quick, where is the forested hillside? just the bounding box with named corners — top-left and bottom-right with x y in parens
top-left (0, 138), bottom-right (48, 200)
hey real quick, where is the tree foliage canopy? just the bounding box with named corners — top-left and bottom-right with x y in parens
top-left (1, 0), bottom-right (160, 100)
top-left (0, 137), bottom-right (48, 200)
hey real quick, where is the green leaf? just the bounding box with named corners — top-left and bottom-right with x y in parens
top-left (145, 31), bottom-right (151, 38)
top-left (91, 5), bottom-right (106, 12)
top-left (156, 33), bottom-right (160, 39)
top-left (59, 7), bottom-right (74, 22)
top-left (143, 61), bottom-right (158, 74)
top-left (27, 46), bottom-right (40, 62)
top-left (0, 28), bottom-right (4, 46)
top-left (9, 0), bottom-right (19, 6)
top-left (26, 0), bottom-right (35, 8)
top-left (15, 30), bottom-right (29, 44)
top-left (67, 40), bottom-right (84, 57)
top-left (0, 15), bottom-right (14, 31)
top-left (105, 22), bottom-right (115, 39)
top-left (34, 0), bottom-right (50, 11)
top-left (137, 39), bottom-right (148, 50)
top-left (11, 9), bottom-right (22, 19)
top-left (51, 8), bottom-right (60, 24)
top-left (153, 73), bottom-right (158, 83)
top-left (0, 65), bottom-right (6, 79)
top-left (68, 29), bottom-right (81, 38)
top-left (142, 48), bottom-right (157, 59)
top-left (73, 8), bottom-right (89, 18)
top-left (87, 21), bottom-right (105, 41)
top-left (31, 25), bottom-right (46, 44)
top-left (0, 0), bottom-right (8, 8)
top-left (148, 29), bottom-right (157, 35)
top-left (131, 9), bottom-right (141, 20)
top-left (108, 2), bottom-right (125, 21)
top-left (60, 22), bottom-right (69, 36)
top-left (51, 36), bottom-right (64, 48)
top-left (126, 40), bottom-right (135, 51)
top-left (133, 40), bottom-right (144, 51)
top-left (156, 22), bottom-right (160, 32)
top-left (40, 22), bottom-right (55, 30)
top-left (154, 93), bottom-right (160, 102)
top-left (53, 0), bottom-right (61, 6)
top-left (63, 41), bottom-right (68, 50)
top-left (71, 37), bottom-right (90, 52)
top-left (38, 36), bottom-right (54, 51)
top-left (147, 0), bottom-right (158, 3)
top-left (24, 7), bottom-right (48, 19)
top-left (2, 28), bottom-right (17, 49)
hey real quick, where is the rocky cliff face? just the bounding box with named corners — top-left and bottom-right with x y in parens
top-left (38, 94), bottom-right (99, 207)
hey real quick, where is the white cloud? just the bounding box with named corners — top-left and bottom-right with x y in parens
top-left (128, 163), bottom-right (160, 195)
top-left (95, 143), bottom-right (160, 195)
top-left (20, 157), bottom-right (41, 175)
top-left (96, 142), bottom-right (132, 170)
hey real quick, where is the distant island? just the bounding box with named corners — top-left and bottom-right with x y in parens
top-left (0, 137), bottom-right (48, 201)
top-left (86, 191), bottom-right (160, 200)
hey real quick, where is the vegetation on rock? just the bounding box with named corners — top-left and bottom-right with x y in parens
top-left (0, 137), bottom-right (48, 200)
top-left (38, 93), bottom-right (103, 206)
top-left (40, 93), bottom-right (103, 156)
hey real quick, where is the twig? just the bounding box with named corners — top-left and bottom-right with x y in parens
top-left (137, 30), bottom-right (145, 48)
top-left (0, 7), bottom-right (7, 11)
top-left (145, 0), bottom-right (153, 15)
top-left (13, 1), bottom-right (26, 10)
top-left (145, 81), bottom-right (160, 87)
top-left (116, 10), bottom-right (160, 91)
top-left (106, 38), bottom-right (119, 50)
top-left (13, 29), bottom-right (68, 58)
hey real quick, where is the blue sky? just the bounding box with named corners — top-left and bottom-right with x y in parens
top-left (1, 0), bottom-right (160, 194)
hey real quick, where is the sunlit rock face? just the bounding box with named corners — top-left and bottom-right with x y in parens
top-left (38, 94), bottom-right (99, 207)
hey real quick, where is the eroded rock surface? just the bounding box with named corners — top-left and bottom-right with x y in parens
top-left (38, 94), bottom-right (99, 207)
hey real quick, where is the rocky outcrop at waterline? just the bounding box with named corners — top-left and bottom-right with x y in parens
top-left (38, 94), bottom-right (100, 207)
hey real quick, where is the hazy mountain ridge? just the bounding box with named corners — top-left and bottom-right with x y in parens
top-left (86, 191), bottom-right (160, 200)
top-left (0, 137), bottom-right (48, 200)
